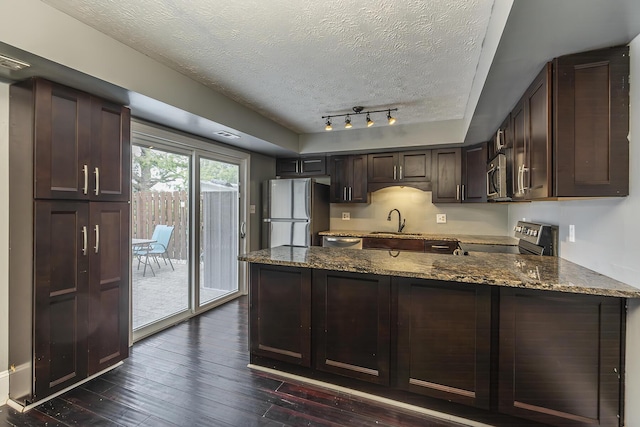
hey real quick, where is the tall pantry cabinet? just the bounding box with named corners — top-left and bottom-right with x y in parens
top-left (8, 78), bottom-right (131, 405)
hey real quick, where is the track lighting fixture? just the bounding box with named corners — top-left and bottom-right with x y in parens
top-left (322, 106), bottom-right (398, 131)
top-left (387, 109), bottom-right (396, 125)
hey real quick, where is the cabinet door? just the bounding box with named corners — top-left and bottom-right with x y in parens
top-left (432, 148), bottom-right (461, 203)
top-left (329, 156), bottom-right (349, 202)
top-left (398, 150), bottom-right (431, 182)
top-left (462, 143), bottom-right (487, 203)
top-left (250, 265), bottom-right (312, 367)
top-left (34, 79), bottom-right (92, 200)
top-left (367, 152), bottom-right (398, 182)
top-left (511, 98), bottom-right (527, 201)
top-left (349, 154), bottom-right (368, 203)
top-left (275, 158), bottom-right (299, 176)
top-left (34, 201), bottom-right (89, 400)
top-left (499, 288), bottom-right (623, 426)
top-left (554, 46), bottom-right (629, 197)
top-left (526, 64), bottom-right (552, 200)
top-left (397, 279), bottom-right (491, 409)
top-left (313, 270), bottom-right (390, 385)
top-left (90, 99), bottom-right (131, 202)
top-left (88, 202), bottom-right (130, 375)
top-left (300, 156), bottom-right (326, 176)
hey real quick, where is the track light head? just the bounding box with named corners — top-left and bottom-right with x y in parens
top-left (387, 110), bottom-right (396, 125)
top-left (344, 115), bottom-right (352, 129)
top-left (366, 113), bottom-right (374, 127)
top-left (325, 118), bottom-right (332, 131)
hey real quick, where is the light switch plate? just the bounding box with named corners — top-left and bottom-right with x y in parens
top-left (250, 204), bottom-right (256, 214)
top-left (436, 214), bottom-right (447, 224)
top-left (342, 212), bottom-right (350, 220)
top-left (569, 224), bottom-right (575, 242)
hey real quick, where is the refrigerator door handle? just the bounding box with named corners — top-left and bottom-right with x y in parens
top-left (240, 222), bottom-right (246, 238)
top-left (263, 218), bottom-right (271, 222)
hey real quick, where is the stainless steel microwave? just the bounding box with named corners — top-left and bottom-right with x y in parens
top-left (487, 153), bottom-right (510, 201)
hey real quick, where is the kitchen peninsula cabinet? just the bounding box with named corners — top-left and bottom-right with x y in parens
top-left (312, 270), bottom-right (390, 385)
top-left (367, 150), bottom-right (432, 192)
top-left (328, 154), bottom-right (368, 203)
top-left (362, 237), bottom-right (425, 252)
top-left (9, 78), bottom-right (131, 405)
top-left (499, 288), bottom-right (623, 427)
top-left (397, 279), bottom-right (492, 409)
top-left (249, 264), bottom-right (311, 367)
top-left (276, 156), bottom-right (326, 177)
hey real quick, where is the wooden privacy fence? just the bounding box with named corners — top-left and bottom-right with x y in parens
top-left (132, 191), bottom-right (190, 261)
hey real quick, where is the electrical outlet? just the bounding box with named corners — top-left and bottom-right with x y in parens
top-left (342, 212), bottom-right (350, 220)
top-left (569, 224), bottom-right (575, 242)
top-left (436, 214), bottom-right (447, 224)
top-left (249, 204), bottom-right (256, 214)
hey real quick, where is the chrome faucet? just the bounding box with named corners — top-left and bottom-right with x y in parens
top-left (387, 209), bottom-right (406, 233)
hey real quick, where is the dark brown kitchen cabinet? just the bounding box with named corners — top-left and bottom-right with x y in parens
top-left (367, 150), bottom-right (432, 192)
top-left (26, 78), bottom-right (130, 202)
top-left (313, 270), bottom-right (390, 385)
top-left (249, 264), bottom-right (312, 367)
top-left (431, 148), bottom-right (461, 203)
top-left (423, 240), bottom-right (458, 254)
top-left (462, 143), bottom-right (488, 203)
top-left (397, 279), bottom-right (492, 409)
top-left (554, 46), bottom-right (629, 197)
top-left (499, 288), bottom-right (623, 427)
top-left (328, 154), bottom-right (368, 203)
top-left (276, 156), bottom-right (326, 177)
top-left (9, 78), bottom-right (131, 405)
top-left (362, 237), bottom-right (425, 252)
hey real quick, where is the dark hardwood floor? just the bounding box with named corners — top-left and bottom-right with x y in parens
top-left (0, 297), bottom-right (469, 427)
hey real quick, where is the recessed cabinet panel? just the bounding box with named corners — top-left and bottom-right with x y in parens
top-left (48, 297), bottom-right (80, 388)
top-left (400, 151), bottom-right (431, 182)
top-left (432, 148), bottom-right (461, 203)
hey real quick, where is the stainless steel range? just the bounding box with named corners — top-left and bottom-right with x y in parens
top-left (513, 220), bottom-right (558, 256)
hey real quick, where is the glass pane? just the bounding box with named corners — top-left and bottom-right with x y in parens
top-left (199, 157), bottom-right (239, 306)
top-left (131, 145), bottom-right (190, 330)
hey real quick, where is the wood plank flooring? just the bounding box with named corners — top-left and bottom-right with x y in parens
top-left (0, 296), bottom-right (471, 427)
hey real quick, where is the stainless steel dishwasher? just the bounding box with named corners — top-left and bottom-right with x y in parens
top-left (322, 236), bottom-right (363, 249)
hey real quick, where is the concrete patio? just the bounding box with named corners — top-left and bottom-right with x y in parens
top-left (132, 258), bottom-right (232, 330)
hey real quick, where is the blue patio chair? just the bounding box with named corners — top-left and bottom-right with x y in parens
top-left (134, 225), bottom-right (175, 274)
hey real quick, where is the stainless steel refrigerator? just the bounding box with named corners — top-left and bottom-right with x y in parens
top-left (262, 178), bottom-right (330, 248)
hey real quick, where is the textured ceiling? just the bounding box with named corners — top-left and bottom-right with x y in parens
top-left (41, 0), bottom-right (494, 134)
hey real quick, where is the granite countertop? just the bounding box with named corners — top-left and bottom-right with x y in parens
top-left (239, 246), bottom-right (640, 298)
top-left (318, 230), bottom-right (519, 246)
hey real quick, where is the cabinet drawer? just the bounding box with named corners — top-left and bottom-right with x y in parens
top-left (424, 240), bottom-right (457, 254)
top-left (363, 238), bottom-right (425, 252)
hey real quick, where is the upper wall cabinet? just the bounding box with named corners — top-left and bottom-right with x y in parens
top-left (431, 148), bottom-right (461, 203)
top-left (553, 46), bottom-right (629, 197)
top-left (329, 155), bottom-right (368, 203)
top-left (21, 79), bottom-right (131, 202)
top-left (509, 46), bottom-right (629, 200)
top-left (367, 150), bottom-right (432, 192)
top-left (276, 156), bottom-right (326, 177)
top-left (462, 143), bottom-right (488, 203)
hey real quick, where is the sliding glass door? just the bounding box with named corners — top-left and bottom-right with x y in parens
top-left (131, 121), bottom-right (249, 341)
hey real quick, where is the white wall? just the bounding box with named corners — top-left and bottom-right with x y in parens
top-left (507, 34), bottom-right (640, 424)
top-left (331, 186), bottom-right (509, 236)
top-left (0, 82), bottom-right (9, 403)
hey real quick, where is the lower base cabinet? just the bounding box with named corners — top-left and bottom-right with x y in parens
top-left (499, 288), bottom-right (623, 427)
top-left (397, 278), bottom-right (492, 409)
top-left (249, 265), bottom-right (311, 367)
top-left (248, 264), bottom-right (626, 427)
top-left (313, 270), bottom-right (390, 385)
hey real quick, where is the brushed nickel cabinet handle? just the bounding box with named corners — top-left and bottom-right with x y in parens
top-left (349, 187), bottom-right (353, 201)
top-left (462, 184), bottom-right (465, 201)
top-left (94, 167), bottom-right (100, 196)
top-left (82, 165), bottom-right (88, 195)
top-left (393, 165), bottom-right (397, 180)
top-left (94, 224), bottom-right (100, 254)
top-left (343, 187), bottom-right (347, 201)
top-left (82, 226), bottom-right (88, 256)
top-left (431, 245), bottom-right (450, 250)
top-left (456, 185), bottom-right (460, 200)
top-left (399, 166), bottom-right (403, 180)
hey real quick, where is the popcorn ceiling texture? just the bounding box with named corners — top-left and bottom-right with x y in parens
top-left (42, 0), bottom-right (494, 134)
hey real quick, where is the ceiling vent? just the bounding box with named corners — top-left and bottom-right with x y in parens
top-left (0, 54), bottom-right (31, 71)
top-left (214, 130), bottom-right (240, 139)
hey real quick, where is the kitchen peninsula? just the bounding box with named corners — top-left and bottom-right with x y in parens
top-left (241, 246), bottom-right (640, 427)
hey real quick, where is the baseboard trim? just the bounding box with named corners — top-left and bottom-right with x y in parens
top-left (6, 361), bottom-right (123, 413)
top-left (0, 369), bottom-right (9, 406)
top-left (247, 364), bottom-right (492, 427)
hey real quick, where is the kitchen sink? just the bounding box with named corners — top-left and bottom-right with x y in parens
top-left (369, 231), bottom-right (422, 236)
